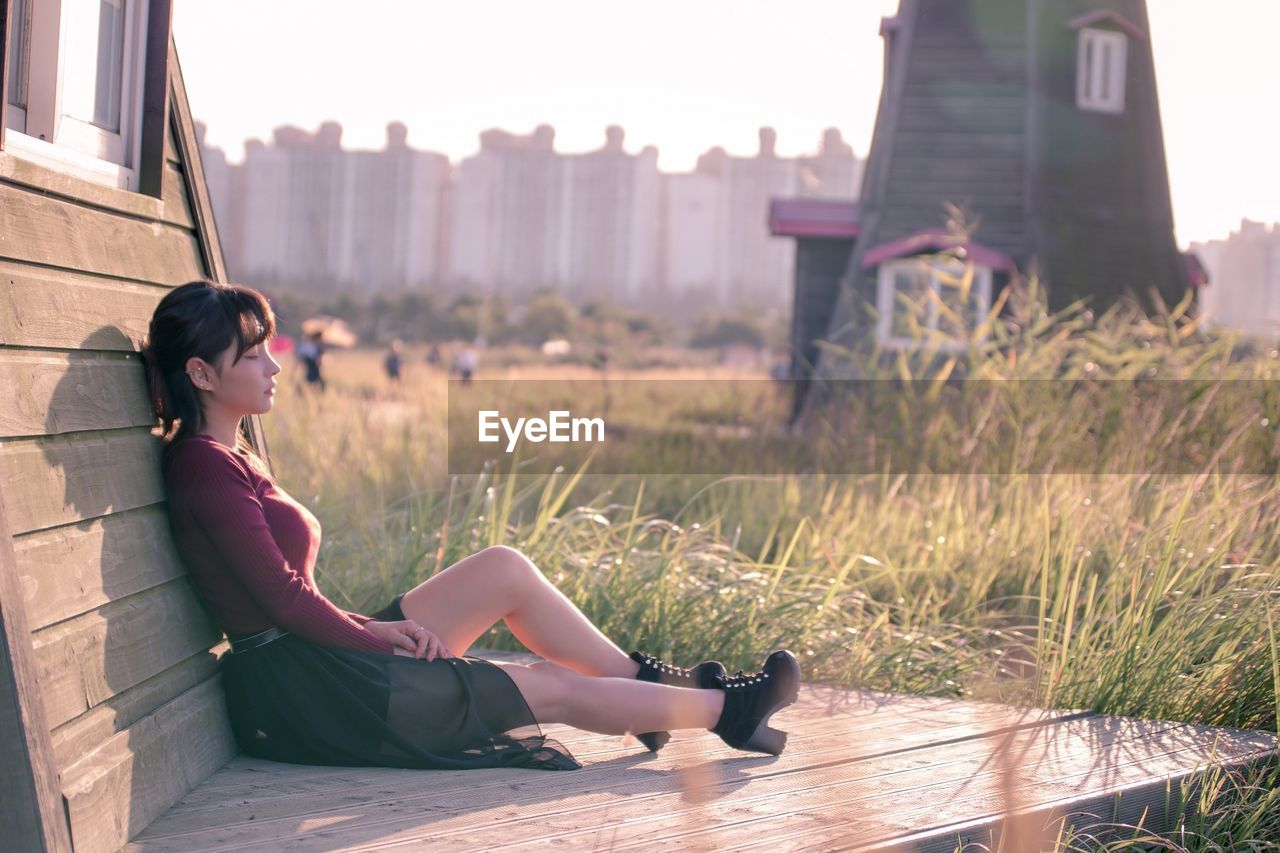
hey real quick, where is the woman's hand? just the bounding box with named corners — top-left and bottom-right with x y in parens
top-left (364, 619), bottom-right (453, 661)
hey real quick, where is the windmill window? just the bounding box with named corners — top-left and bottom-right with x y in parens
top-left (875, 257), bottom-right (993, 351)
top-left (1077, 27), bottom-right (1127, 113)
top-left (3, 0), bottom-right (151, 190)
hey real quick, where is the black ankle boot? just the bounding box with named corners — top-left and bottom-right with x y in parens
top-left (710, 650), bottom-right (801, 756)
top-left (629, 651), bottom-right (728, 752)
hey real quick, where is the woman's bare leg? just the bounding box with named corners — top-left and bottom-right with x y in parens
top-left (490, 660), bottom-right (725, 735)
top-left (399, 545), bottom-right (642, 678)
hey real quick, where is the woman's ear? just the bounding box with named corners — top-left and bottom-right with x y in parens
top-left (185, 357), bottom-right (214, 391)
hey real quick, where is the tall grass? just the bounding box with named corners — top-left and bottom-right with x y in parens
top-left (263, 276), bottom-right (1280, 848)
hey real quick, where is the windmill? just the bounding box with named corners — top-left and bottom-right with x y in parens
top-left (771, 0), bottom-right (1192, 419)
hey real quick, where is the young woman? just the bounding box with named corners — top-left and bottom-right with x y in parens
top-left (142, 280), bottom-right (800, 772)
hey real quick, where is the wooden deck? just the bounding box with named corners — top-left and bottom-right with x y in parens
top-left (128, 652), bottom-right (1276, 852)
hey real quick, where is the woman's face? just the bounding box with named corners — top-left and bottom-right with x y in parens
top-left (190, 339), bottom-right (282, 417)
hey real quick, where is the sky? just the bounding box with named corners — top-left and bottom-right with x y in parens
top-left (172, 0), bottom-right (1280, 248)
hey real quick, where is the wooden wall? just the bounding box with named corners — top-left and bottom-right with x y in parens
top-left (788, 237), bottom-right (856, 416)
top-left (0, 44), bottom-right (257, 853)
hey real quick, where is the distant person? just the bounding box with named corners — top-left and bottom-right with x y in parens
top-left (426, 342), bottom-right (442, 368)
top-left (384, 340), bottom-right (403, 383)
top-left (454, 345), bottom-right (478, 385)
top-left (296, 332), bottom-right (326, 392)
top-left (139, 279), bottom-right (802, 773)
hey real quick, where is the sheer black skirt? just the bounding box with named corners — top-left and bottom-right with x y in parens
top-left (220, 598), bottom-right (580, 771)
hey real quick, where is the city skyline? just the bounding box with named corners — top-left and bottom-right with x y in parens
top-left (172, 0), bottom-right (1280, 248)
top-left (199, 120), bottom-right (862, 306)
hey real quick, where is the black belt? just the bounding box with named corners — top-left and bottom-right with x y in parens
top-left (227, 627), bottom-right (289, 654)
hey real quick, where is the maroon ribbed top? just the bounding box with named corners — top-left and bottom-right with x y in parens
top-left (164, 434), bottom-right (395, 655)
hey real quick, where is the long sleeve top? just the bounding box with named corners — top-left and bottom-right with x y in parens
top-left (163, 434), bottom-right (395, 655)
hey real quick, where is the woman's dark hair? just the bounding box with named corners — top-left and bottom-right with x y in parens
top-left (140, 280), bottom-right (276, 467)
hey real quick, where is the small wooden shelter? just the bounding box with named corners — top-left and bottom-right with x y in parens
top-left (1, 2), bottom-right (266, 850)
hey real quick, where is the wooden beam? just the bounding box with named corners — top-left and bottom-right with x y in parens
top-left (0, 479), bottom-right (73, 852)
top-left (137, 0), bottom-right (172, 198)
top-left (241, 414), bottom-right (273, 475)
top-left (166, 38), bottom-right (227, 283)
top-left (163, 116), bottom-right (180, 167)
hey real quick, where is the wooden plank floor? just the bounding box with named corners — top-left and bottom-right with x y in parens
top-left (129, 651), bottom-right (1277, 852)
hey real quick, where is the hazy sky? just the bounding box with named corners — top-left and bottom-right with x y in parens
top-left (173, 0), bottom-right (1279, 247)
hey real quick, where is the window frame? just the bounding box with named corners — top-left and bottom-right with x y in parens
top-left (2, 0), bottom-right (169, 195)
top-left (1076, 26), bottom-right (1128, 114)
top-left (4, 0), bottom-right (30, 124)
top-left (55, 0), bottom-right (147, 166)
top-left (875, 256), bottom-right (993, 352)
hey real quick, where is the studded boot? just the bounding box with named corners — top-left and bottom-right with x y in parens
top-left (629, 651), bottom-right (728, 752)
top-left (710, 649), bottom-right (801, 756)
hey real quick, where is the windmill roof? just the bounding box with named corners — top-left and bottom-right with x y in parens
top-left (861, 229), bottom-right (1017, 271)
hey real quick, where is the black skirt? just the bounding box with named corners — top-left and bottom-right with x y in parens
top-left (220, 597), bottom-right (580, 771)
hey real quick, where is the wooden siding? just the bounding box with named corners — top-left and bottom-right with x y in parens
top-left (875, 0), bottom-right (1029, 260)
top-left (0, 264), bottom-right (180, 350)
top-left (788, 238), bottom-right (855, 419)
top-left (0, 40), bottom-right (243, 853)
top-left (0, 183), bottom-right (204, 282)
top-left (791, 239), bottom-right (855, 375)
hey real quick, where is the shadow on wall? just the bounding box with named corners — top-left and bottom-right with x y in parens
top-left (29, 325), bottom-right (223, 848)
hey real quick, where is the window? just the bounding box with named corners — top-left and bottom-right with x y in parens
top-left (3, 0), bottom-right (151, 189)
top-left (1077, 27), bottom-right (1127, 114)
top-left (875, 257), bottom-right (993, 351)
top-left (6, 0), bottom-right (29, 118)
